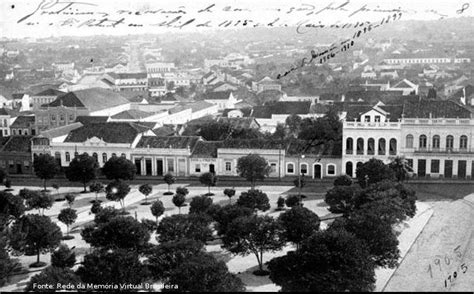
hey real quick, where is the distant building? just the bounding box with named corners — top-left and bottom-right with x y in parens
top-left (0, 135), bottom-right (34, 174)
top-left (103, 73), bottom-right (148, 92)
top-left (203, 91), bottom-right (238, 110)
top-left (30, 89), bottom-right (65, 110)
top-left (146, 62), bottom-right (176, 76)
top-left (252, 77), bottom-right (282, 93)
top-left (10, 115), bottom-right (36, 136)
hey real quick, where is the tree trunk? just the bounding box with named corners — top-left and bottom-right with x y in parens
top-left (95, 193), bottom-right (98, 202)
top-left (255, 252), bottom-right (263, 271)
top-left (168, 184), bottom-right (170, 192)
top-left (208, 186), bottom-right (211, 194)
top-left (83, 181), bottom-right (87, 193)
top-left (37, 248), bottom-right (40, 264)
top-left (67, 225), bottom-right (69, 236)
top-left (43, 179), bottom-right (47, 191)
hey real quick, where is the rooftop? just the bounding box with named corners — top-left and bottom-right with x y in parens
top-left (10, 115), bottom-right (35, 128)
top-left (136, 136), bottom-right (201, 149)
top-left (111, 109), bottom-right (154, 120)
top-left (64, 122), bottom-right (150, 144)
top-left (252, 101), bottom-right (311, 118)
top-left (0, 135), bottom-right (33, 153)
top-left (203, 91), bottom-right (232, 100)
top-left (47, 88), bottom-right (130, 111)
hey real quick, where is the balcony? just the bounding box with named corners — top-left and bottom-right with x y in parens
top-left (402, 118), bottom-right (472, 125)
top-left (343, 121), bottom-right (401, 129)
top-left (413, 147), bottom-right (472, 154)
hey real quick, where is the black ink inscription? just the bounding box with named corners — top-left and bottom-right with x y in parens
top-left (17, 0), bottom-right (98, 24)
top-left (457, 3), bottom-right (470, 14)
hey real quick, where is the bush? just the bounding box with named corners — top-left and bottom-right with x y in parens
top-left (236, 189), bottom-right (270, 212)
top-left (51, 244), bottom-right (76, 268)
top-left (90, 202), bottom-right (102, 214)
top-left (189, 195), bottom-right (213, 215)
top-left (276, 197), bottom-right (285, 211)
top-left (285, 195), bottom-right (301, 208)
top-left (334, 175), bottom-right (353, 186)
top-left (150, 200), bottom-right (165, 222)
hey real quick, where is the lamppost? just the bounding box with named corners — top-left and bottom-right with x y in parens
top-left (297, 154), bottom-right (305, 201)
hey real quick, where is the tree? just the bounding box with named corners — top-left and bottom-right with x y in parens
top-left (146, 238), bottom-right (204, 279)
top-left (25, 266), bottom-right (81, 292)
top-left (57, 208), bottom-right (77, 239)
top-left (151, 200), bottom-right (165, 223)
top-left (10, 214), bottom-right (62, 267)
top-left (237, 154), bottom-right (271, 188)
top-left (51, 183), bottom-right (59, 196)
top-left (33, 154), bottom-right (59, 191)
top-left (89, 181), bottom-right (104, 203)
top-left (102, 157), bottom-right (136, 181)
top-left (25, 191), bottom-right (53, 215)
top-left (236, 189), bottom-right (270, 212)
top-left (65, 153), bottom-right (99, 192)
top-left (166, 253), bottom-right (245, 292)
top-left (0, 191), bottom-right (25, 226)
top-left (388, 156), bottom-right (412, 183)
top-left (189, 195), bottom-right (213, 215)
top-left (51, 244), bottom-right (76, 268)
top-left (199, 172), bottom-right (217, 196)
top-left (224, 188), bottom-right (236, 204)
top-left (4, 178), bottom-right (12, 191)
top-left (156, 214), bottom-right (212, 244)
top-left (285, 114), bottom-right (302, 138)
top-left (268, 229), bottom-right (376, 292)
top-left (176, 186), bottom-right (189, 196)
top-left (76, 249), bottom-right (149, 287)
top-left (330, 210), bottom-right (400, 268)
top-left (276, 196), bottom-right (285, 211)
top-left (94, 207), bottom-right (122, 225)
top-left (285, 195), bottom-right (301, 208)
top-left (223, 215), bottom-right (285, 274)
top-left (427, 87), bottom-right (437, 99)
top-left (65, 193), bottom-right (75, 208)
top-left (0, 237), bottom-right (21, 287)
top-left (356, 158), bottom-right (395, 188)
top-left (334, 175), bottom-right (353, 186)
top-left (82, 216), bottom-right (150, 252)
top-left (272, 123), bottom-right (287, 140)
top-left (278, 206), bottom-right (320, 249)
top-left (0, 168), bottom-right (6, 185)
top-left (163, 173), bottom-right (176, 195)
top-left (324, 185), bottom-right (361, 215)
top-left (105, 180), bottom-right (131, 210)
top-left (138, 184), bottom-right (153, 205)
top-left (90, 201), bottom-right (102, 214)
top-left (172, 193), bottom-right (186, 214)
top-left (212, 204), bottom-right (254, 236)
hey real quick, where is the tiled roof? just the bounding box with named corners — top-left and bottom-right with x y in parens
top-left (111, 109), bottom-right (153, 120)
top-left (37, 123), bottom-right (83, 139)
top-left (64, 122), bottom-right (150, 144)
top-left (191, 141), bottom-right (223, 157)
top-left (344, 103), bottom-right (405, 121)
top-left (152, 126), bottom-right (176, 137)
top-left (10, 116), bottom-right (35, 128)
top-left (33, 89), bottom-right (65, 96)
top-left (108, 73), bottom-right (147, 79)
top-left (217, 117), bottom-right (259, 129)
top-left (75, 116), bottom-right (109, 125)
top-left (343, 91), bottom-right (413, 104)
top-left (220, 139), bottom-right (286, 150)
top-left (48, 88), bottom-right (130, 111)
top-left (136, 136), bottom-right (201, 149)
top-left (203, 91), bottom-right (232, 100)
top-left (402, 100), bottom-right (472, 118)
top-left (252, 101), bottom-right (311, 118)
top-left (451, 85), bottom-right (474, 99)
top-left (0, 135), bottom-right (33, 153)
top-left (286, 139), bottom-right (342, 157)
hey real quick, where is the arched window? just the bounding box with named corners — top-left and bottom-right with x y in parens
top-left (419, 135), bottom-right (427, 149)
top-left (121, 153), bottom-right (126, 158)
top-left (367, 138), bottom-right (375, 155)
top-left (346, 138), bottom-right (353, 154)
top-left (287, 163), bottom-right (294, 174)
top-left (74, 152), bottom-right (79, 158)
top-left (327, 164), bottom-right (336, 176)
top-left (356, 138), bottom-right (364, 155)
top-left (112, 153), bottom-right (117, 158)
top-left (54, 152), bottom-right (61, 166)
top-left (389, 138), bottom-right (397, 155)
top-left (378, 138), bottom-right (386, 155)
top-left (346, 162), bottom-right (353, 177)
top-left (432, 135), bottom-right (440, 149)
top-left (65, 152), bottom-right (70, 162)
top-left (406, 134), bottom-right (413, 148)
top-left (300, 163), bottom-right (308, 175)
top-left (446, 135), bottom-right (454, 149)
top-left (460, 135), bottom-right (468, 149)
top-left (102, 153), bottom-right (107, 163)
top-left (356, 162), bottom-right (363, 176)
top-left (92, 152), bottom-right (98, 162)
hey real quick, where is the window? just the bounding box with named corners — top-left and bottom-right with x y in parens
top-left (65, 152), bottom-right (70, 162)
top-left (24, 129), bottom-right (28, 135)
top-left (300, 163), bottom-right (308, 175)
top-left (406, 134), bottom-right (414, 148)
top-left (287, 163), bottom-right (294, 174)
top-left (195, 164), bottom-right (201, 173)
top-left (327, 164), bottom-right (336, 175)
top-left (51, 114), bottom-right (56, 121)
top-left (60, 114), bottom-right (65, 122)
top-left (8, 160), bottom-right (14, 168)
top-left (378, 138), bottom-right (386, 155)
top-left (346, 138), bottom-right (353, 154)
top-left (24, 161), bottom-right (30, 169)
top-left (460, 135), bottom-right (468, 149)
top-left (432, 135), bottom-right (440, 149)
top-left (364, 115), bottom-right (370, 122)
top-left (431, 159), bottom-right (440, 173)
top-left (446, 135), bottom-right (454, 149)
top-left (389, 138), bottom-right (397, 155)
top-left (74, 152), bottom-right (79, 158)
top-left (92, 153), bottom-right (98, 162)
top-left (375, 115), bottom-right (381, 122)
top-left (12, 129), bottom-right (16, 135)
top-left (367, 138), bottom-right (375, 155)
top-left (270, 163), bottom-right (277, 173)
top-left (69, 114), bottom-right (74, 121)
top-left (225, 162), bottom-right (232, 171)
top-left (102, 153), bottom-right (107, 163)
top-left (167, 158), bottom-right (175, 172)
top-left (121, 153), bottom-right (126, 158)
top-left (357, 138), bottom-right (364, 155)
top-left (112, 153), bottom-right (117, 158)
top-left (419, 135), bottom-right (427, 149)
top-left (18, 129), bottom-right (22, 135)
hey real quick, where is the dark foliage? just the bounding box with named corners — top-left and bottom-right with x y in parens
top-left (102, 157), bottom-right (136, 181)
top-left (236, 189), bottom-right (270, 212)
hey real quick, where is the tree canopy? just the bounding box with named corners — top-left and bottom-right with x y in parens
top-left (278, 206), bottom-right (320, 249)
top-left (199, 172), bottom-right (217, 195)
top-left (156, 214), bottom-right (212, 244)
top-left (356, 158), bottom-right (395, 188)
top-left (105, 180), bottom-right (131, 209)
top-left (65, 153), bottom-right (99, 192)
top-left (236, 154), bottom-right (271, 188)
top-left (236, 189), bottom-right (270, 212)
top-left (33, 154), bottom-right (60, 191)
top-left (102, 157), bottom-right (136, 181)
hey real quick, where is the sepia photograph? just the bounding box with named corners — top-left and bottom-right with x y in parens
top-left (0, 0), bottom-right (473, 292)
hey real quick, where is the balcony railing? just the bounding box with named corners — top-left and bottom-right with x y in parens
top-left (402, 118), bottom-right (472, 125)
top-left (413, 147), bottom-right (472, 154)
top-left (344, 121), bottom-right (401, 129)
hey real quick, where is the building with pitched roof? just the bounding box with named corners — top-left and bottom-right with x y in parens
top-left (103, 73), bottom-right (148, 92)
top-left (0, 135), bottom-right (34, 174)
top-left (30, 88), bottom-right (65, 110)
top-left (34, 88), bottom-right (132, 133)
top-left (251, 101), bottom-right (313, 133)
top-left (10, 115), bottom-right (36, 136)
top-left (203, 91), bottom-right (238, 110)
top-left (342, 99), bottom-right (474, 179)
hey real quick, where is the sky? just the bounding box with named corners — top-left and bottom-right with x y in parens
top-left (0, 0), bottom-right (472, 38)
